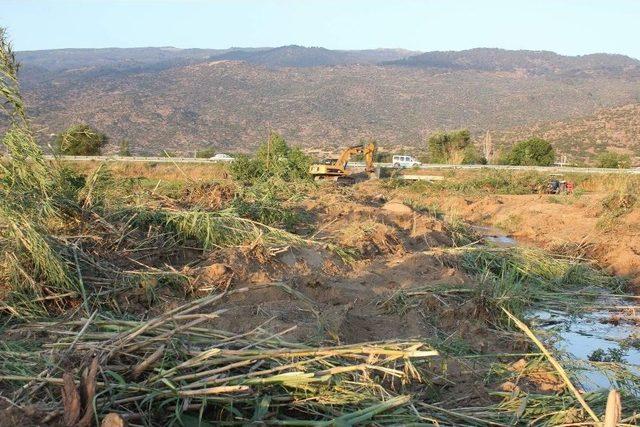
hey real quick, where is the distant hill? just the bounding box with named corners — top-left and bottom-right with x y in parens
top-left (492, 103), bottom-right (640, 164)
top-left (16, 47), bottom-right (228, 71)
top-left (14, 46), bottom-right (640, 157)
top-left (387, 48), bottom-right (640, 76)
top-left (16, 47), bottom-right (268, 86)
top-left (213, 45), bottom-right (419, 67)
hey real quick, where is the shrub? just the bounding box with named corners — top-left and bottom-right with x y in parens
top-left (461, 144), bottom-right (487, 165)
top-left (55, 124), bottom-right (107, 156)
top-left (118, 139), bottom-right (131, 156)
top-left (195, 147), bottom-right (216, 158)
top-left (501, 137), bottom-right (555, 166)
top-left (229, 132), bottom-right (311, 182)
top-left (595, 151), bottom-right (631, 169)
top-left (228, 155), bottom-right (265, 182)
top-left (427, 129), bottom-right (473, 164)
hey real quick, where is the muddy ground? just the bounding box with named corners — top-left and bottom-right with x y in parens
top-left (391, 187), bottom-right (640, 288)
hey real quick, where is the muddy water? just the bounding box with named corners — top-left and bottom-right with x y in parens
top-left (476, 225), bottom-right (640, 393)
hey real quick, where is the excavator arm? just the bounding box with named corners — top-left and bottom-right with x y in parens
top-left (308, 141), bottom-right (377, 183)
top-left (362, 142), bottom-right (376, 173)
top-left (335, 144), bottom-right (365, 171)
top-left (334, 142), bottom-right (377, 172)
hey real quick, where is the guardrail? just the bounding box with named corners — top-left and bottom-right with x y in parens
top-left (349, 161), bottom-right (640, 175)
top-left (44, 155), bottom-right (226, 164)
top-left (39, 155), bottom-right (640, 174)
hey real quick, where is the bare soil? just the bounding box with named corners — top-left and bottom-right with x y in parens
top-left (360, 181), bottom-right (640, 289)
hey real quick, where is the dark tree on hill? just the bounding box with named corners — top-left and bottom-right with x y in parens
top-left (55, 124), bottom-right (107, 156)
top-left (501, 137), bottom-right (555, 166)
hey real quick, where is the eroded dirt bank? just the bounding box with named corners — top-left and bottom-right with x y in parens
top-left (365, 181), bottom-right (640, 288)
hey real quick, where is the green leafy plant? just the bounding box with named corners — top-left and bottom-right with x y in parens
top-left (55, 123), bottom-right (107, 155)
top-left (427, 129), bottom-right (482, 164)
top-left (229, 132), bottom-right (311, 182)
top-left (588, 347), bottom-right (627, 363)
top-left (595, 150), bottom-right (631, 169)
top-left (501, 137), bottom-right (555, 166)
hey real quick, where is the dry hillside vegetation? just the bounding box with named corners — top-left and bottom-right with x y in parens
top-left (494, 103), bottom-right (640, 163)
top-left (17, 47), bottom-right (640, 156)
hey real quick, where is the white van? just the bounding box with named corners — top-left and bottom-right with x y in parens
top-left (392, 155), bottom-right (421, 168)
top-left (209, 153), bottom-right (235, 162)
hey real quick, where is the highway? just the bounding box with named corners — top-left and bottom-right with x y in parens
top-left (44, 155), bottom-right (640, 175)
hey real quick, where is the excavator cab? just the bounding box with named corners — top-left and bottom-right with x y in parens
top-left (309, 142), bottom-right (377, 184)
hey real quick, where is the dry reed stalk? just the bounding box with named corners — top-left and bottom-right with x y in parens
top-left (501, 307), bottom-right (600, 423)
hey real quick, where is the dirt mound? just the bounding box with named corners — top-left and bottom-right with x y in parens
top-left (154, 187), bottom-right (503, 350)
top-left (337, 220), bottom-right (403, 256)
top-left (381, 200), bottom-right (414, 216)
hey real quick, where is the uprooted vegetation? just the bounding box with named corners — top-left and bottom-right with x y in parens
top-left (2, 31), bottom-right (640, 425)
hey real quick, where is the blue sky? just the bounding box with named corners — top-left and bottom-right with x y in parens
top-left (1, 0), bottom-right (639, 58)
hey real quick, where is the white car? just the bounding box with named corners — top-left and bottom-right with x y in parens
top-left (209, 153), bottom-right (234, 162)
top-left (392, 155), bottom-right (421, 168)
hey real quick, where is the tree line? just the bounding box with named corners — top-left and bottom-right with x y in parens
top-left (51, 123), bottom-right (632, 169)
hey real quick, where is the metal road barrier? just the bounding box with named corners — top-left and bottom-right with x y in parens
top-left (37, 155), bottom-right (640, 174)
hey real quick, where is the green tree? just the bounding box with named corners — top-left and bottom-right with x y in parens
top-left (595, 151), bottom-right (631, 169)
top-left (256, 132), bottom-right (289, 166)
top-left (501, 137), bottom-right (555, 166)
top-left (55, 124), bottom-right (107, 156)
top-left (427, 129), bottom-right (472, 163)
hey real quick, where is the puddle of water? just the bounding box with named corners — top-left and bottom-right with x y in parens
top-left (472, 225), bottom-right (517, 247)
top-left (472, 223), bottom-right (640, 392)
top-left (529, 305), bottom-right (640, 393)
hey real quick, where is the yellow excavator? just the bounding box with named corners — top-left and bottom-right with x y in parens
top-left (308, 142), bottom-right (377, 184)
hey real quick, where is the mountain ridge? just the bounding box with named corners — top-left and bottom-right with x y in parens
top-left (386, 48), bottom-right (640, 75)
top-left (14, 46), bottom-right (640, 161)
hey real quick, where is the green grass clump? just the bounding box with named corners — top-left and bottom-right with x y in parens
top-left (383, 170), bottom-right (551, 195)
top-left (434, 170), bottom-right (550, 195)
top-left (459, 246), bottom-right (626, 318)
top-left (232, 180), bottom-right (308, 230)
